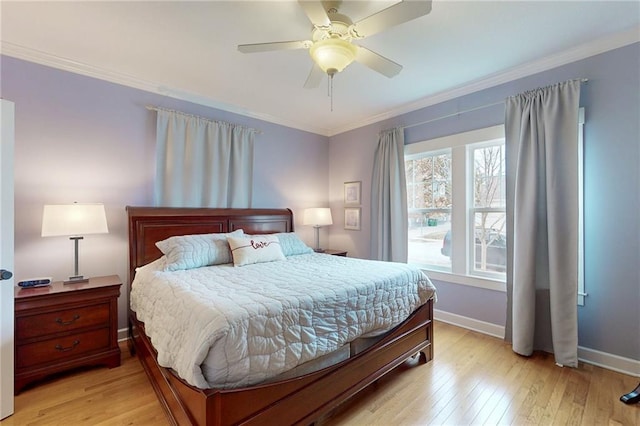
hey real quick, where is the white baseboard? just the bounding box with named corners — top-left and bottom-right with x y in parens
top-left (118, 327), bottom-right (129, 342)
top-left (434, 309), bottom-right (640, 378)
top-left (434, 309), bottom-right (505, 339)
top-left (578, 346), bottom-right (640, 378)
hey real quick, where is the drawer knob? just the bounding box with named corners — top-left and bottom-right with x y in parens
top-left (55, 340), bottom-right (80, 352)
top-left (55, 314), bottom-right (80, 326)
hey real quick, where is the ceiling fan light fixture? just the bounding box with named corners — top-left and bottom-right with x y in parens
top-left (309, 38), bottom-right (357, 75)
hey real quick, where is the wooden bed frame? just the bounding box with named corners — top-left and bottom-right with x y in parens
top-left (127, 206), bottom-right (434, 425)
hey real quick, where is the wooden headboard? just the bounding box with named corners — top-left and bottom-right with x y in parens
top-left (126, 207), bottom-right (293, 286)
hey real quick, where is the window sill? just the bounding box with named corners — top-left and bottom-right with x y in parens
top-left (419, 269), bottom-right (506, 292)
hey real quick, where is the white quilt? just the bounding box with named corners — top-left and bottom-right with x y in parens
top-left (130, 253), bottom-right (436, 389)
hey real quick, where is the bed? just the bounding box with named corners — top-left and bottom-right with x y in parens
top-left (127, 206), bottom-right (435, 425)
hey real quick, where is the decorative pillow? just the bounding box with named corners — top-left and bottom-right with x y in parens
top-left (273, 232), bottom-right (313, 256)
top-left (227, 234), bottom-right (286, 267)
top-left (156, 229), bottom-right (244, 271)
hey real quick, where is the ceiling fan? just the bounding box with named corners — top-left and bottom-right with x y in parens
top-left (238, 0), bottom-right (433, 89)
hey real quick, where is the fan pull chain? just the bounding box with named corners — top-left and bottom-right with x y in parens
top-left (326, 68), bottom-right (337, 112)
top-left (330, 74), bottom-right (334, 112)
top-left (327, 73), bottom-right (330, 97)
top-left (327, 72), bottom-right (335, 112)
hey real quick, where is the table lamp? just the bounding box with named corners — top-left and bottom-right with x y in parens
top-left (41, 203), bottom-right (108, 284)
top-left (303, 207), bottom-right (333, 252)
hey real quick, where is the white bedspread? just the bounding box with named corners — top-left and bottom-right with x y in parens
top-left (131, 253), bottom-right (436, 389)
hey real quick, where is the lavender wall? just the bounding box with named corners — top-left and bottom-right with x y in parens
top-left (2, 43), bottom-right (638, 362)
top-left (328, 43), bottom-right (640, 361)
top-left (1, 56), bottom-right (329, 331)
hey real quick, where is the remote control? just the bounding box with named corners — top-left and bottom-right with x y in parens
top-left (17, 277), bottom-right (52, 288)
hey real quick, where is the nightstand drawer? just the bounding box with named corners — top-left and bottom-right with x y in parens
top-left (16, 303), bottom-right (110, 340)
top-left (16, 328), bottom-right (110, 369)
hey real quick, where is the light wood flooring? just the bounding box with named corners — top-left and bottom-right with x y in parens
top-left (2, 321), bottom-right (638, 425)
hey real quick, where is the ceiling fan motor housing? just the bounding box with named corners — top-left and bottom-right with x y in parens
top-left (312, 12), bottom-right (354, 41)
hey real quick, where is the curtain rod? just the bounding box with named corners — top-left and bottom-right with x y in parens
top-left (145, 106), bottom-right (262, 135)
top-left (402, 78), bottom-right (588, 131)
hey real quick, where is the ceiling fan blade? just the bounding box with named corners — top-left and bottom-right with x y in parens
top-left (355, 46), bottom-right (402, 78)
top-left (298, 1), bottom-right (331, 27)
top-left (238, 40), bottom-right (310, 54)
top-left (351, 0), bottom-right (432, 38)
top-left (304, 63), bottom-right (325, 89)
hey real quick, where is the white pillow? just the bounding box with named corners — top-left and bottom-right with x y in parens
top-left (156, 229), bottom-right (244, 271)
top-left (227, 234), bottom-right (286, 267)
top-left (249, 232), bottom-right (313, 257)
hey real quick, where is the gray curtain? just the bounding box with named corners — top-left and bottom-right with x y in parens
top-left (370, 127), bottom-right (408, 262)
top-left (504, 79), bottom-right (581, 367)
top-left (154, 109), bottom-right (255, 208)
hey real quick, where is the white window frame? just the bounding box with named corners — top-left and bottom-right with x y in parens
top-left (406, 125), bottom-right (506, 291)
top-left (467, 140), bottom-right (506, 279)
top-left (578, 107), bottom-right (586, 306)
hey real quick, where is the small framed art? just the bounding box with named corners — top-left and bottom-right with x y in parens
top-left (344, 207), bottom-right (361, 231)
top-left (344, 181), bottom-right (361, 205)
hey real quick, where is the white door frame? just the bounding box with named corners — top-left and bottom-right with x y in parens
top-left (0, 99), bottom-right (16, 419)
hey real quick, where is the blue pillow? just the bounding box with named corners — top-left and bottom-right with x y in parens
top-left (273, 232), bottom-right (314, 256)
top-left (156, 229), bottom-right (244, 271)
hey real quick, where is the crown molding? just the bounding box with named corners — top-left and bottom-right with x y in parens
top-left (151, 84), bottom-right (332, 136)
top-left (328, 25), bottom-right (640, 136)
top-left (1, 43), bottom-right (159, 95)
top-left (3, 25), bottom-right (638, 138)
top-left (0, 41), bottom-right (332, 136)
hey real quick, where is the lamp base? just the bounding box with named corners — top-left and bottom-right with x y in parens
top-left (64, 275), bottom-right (89, 285)
top-left (313, 248), bottom-right (325, 253)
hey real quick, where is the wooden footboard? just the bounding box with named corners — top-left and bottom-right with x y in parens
top-left (130, 299), bottom-right (433, 426)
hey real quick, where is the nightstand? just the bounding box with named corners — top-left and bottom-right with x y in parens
top-left (14, 275), bottom-right (122, 393)
top-left (323, 249), bottom-right (348, 257)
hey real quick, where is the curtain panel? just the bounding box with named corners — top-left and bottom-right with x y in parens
top-left (154, 109), bottom-right (255, 208)
top-left (504, 79), bottom-right (581, 367)
top-left (370, 127), bottom-right (408, 262)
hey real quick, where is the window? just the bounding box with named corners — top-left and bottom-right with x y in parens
top-left (406, 113), bottom-right (584, 301)
top-left (406, 150), bottom-right (452, 271)
top-left (470, 143), bottom-right (505, 276)
top-left (405, 125), bottom-right (506, 285)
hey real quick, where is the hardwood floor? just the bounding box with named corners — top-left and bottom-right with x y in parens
top-left (2, 342), bottom-right (166, 426)
top-left (2, 322), bottom-right (638, 425)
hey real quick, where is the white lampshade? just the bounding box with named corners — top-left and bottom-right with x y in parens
top-left (309, 38), bottom-right (357, 75)
top-left (42, 203), bottom-right (109, 237)
top-left (303, 208), bottom-right (333, 227)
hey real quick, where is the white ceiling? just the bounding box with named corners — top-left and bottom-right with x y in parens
top-left (2, 1), bottom-right (639, 136)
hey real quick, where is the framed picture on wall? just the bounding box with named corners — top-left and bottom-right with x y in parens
top-left (344, 181), bottom-right (361, 205)
top-left (344, 207), bottom-right (361, 231)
